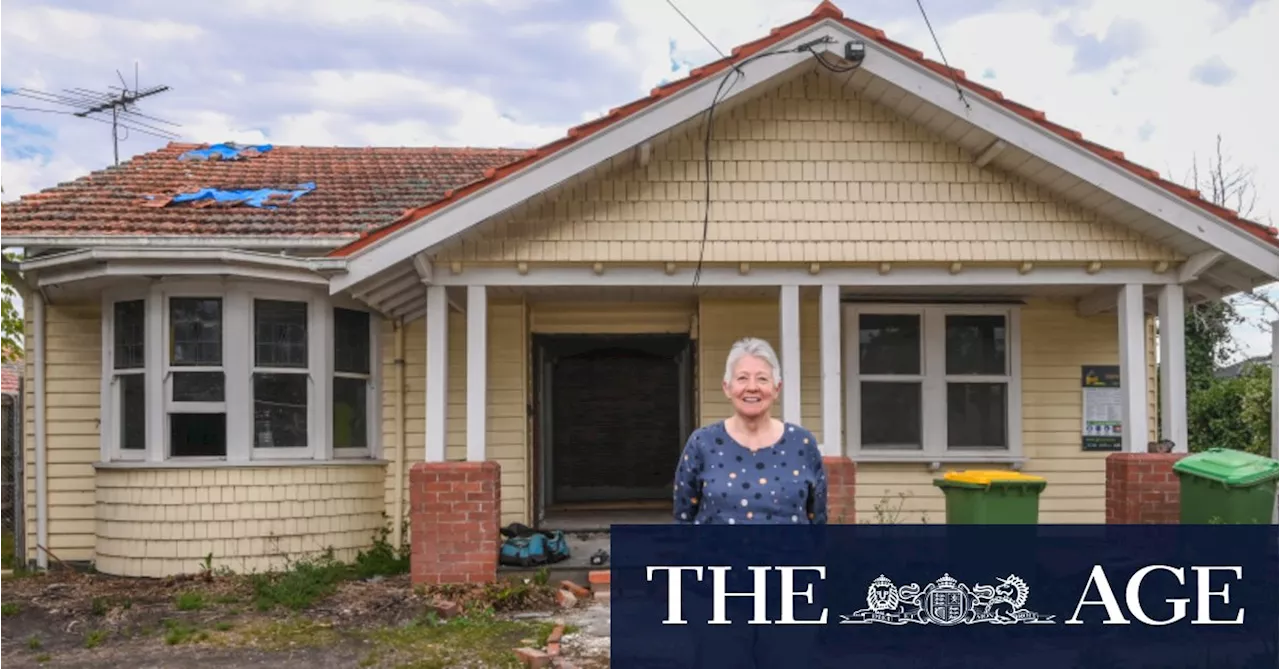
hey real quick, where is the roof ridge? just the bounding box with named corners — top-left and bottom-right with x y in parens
top-left (326, 0), bottom-right (1276, 257)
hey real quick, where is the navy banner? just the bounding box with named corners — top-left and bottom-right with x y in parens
top-left (610, 525), bottom-right (1279, 668)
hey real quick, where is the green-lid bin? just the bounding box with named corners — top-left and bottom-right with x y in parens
top-left (1172, 448), bottom-right (1279, 525)
top-left (932, 470), bottom-right (1048, 524)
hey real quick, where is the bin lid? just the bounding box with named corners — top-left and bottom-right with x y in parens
top-left (940, 470), bottom-right (1047, 486)
top-left (1172, 448), bottom-right (1280, 486)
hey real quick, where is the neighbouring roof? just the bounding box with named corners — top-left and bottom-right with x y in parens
top-left (1, 361), bottom-right (21, 394)
top-left (329, 0), bottom-right (1279, 257)
top-left (1, 143), bottom-right (529, 240)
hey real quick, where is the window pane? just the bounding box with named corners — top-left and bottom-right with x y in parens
top-left (946, 315), bottom-right (1007, 375)
top-left (947, 382), bottom-right (1008, 448)
top-left (333, 376), bottom-right (368, 449)
top-left (859, 314), bottom-right (920, 375)
top-left (334, 308), bottom-right (371, 375)
top-left (113, 300), bottom-right (146, 370)
top-left (171, 298), bottom-right (222, 366)
top-left (255, 300), bottom-right (309, 368)
top-left (860, 381), bottom-right (921, 449)
top-left (172, 371), bottom-right (225, 402)
top-left (170, 413), bottom-right (226, 457)
top-left (254, 372), bottom-right (308, 448)
top-left (120, 373), bottom-right (146, 450)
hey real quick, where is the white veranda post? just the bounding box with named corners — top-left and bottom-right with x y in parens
top-left (425, 285), bottom-right (448, 462)
top-left (819, 284), bottom-right (842, 457)
top-left (1117, 284), bottom-right (1149, 453)
top-left (1158, 284), bottom-right (1188, 452)
top-left (779, 285), bottom-right (802, 426)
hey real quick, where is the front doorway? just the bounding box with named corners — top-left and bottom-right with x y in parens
top-left (532, 333), bottom-right (694, 526)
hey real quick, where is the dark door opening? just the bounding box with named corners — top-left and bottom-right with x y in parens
top-left (533, 333), bottom-right (694, 514)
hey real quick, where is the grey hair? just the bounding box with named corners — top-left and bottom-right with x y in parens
top-left (723, 337), bottom-right (783, 385)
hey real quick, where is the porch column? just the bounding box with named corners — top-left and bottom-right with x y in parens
top-left (1117, 284), bottom-right (1149, 453)
top-left (819, 284), bottom-right (842, 457)
top-left (425, 285), bottom-right (448, 462)
top-left (1157, 284), bottom-right (1187, 452)
top-left (1272, 320), bottom-right (1277, 525)
top-left (466, 286), bottom-right (487, 462)
top-left (779, 284), bottom-right (802, 425)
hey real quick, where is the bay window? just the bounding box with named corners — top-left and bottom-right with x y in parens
top-left (844, 303), bottom-right (1022, 461)
top-left (100, 281), bottom-right (380, 464)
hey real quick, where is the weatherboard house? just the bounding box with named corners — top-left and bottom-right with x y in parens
top-left (3, 2), bottom-right (1276, 582)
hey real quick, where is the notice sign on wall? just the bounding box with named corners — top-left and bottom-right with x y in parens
top-left (1081, 365), bottom-right (1122, 451)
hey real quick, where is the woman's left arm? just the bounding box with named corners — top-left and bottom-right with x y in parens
top-left (808, 435), bottom-right (829, 524)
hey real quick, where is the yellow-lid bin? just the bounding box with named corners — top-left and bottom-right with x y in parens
top-left (933, 470), bottom-right (1047, 524)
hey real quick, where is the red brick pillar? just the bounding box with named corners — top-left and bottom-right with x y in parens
top-left (409, 461), bottom-right (501, 585)
top-left (823, 456), bottom-right (857, 524)
top-left (1105, 453), bottom-right (1186, 524)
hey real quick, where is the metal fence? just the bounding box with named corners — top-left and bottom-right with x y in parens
top-left (3, 379), bottom-right (24, 569)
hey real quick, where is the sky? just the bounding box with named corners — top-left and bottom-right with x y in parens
top-left (1, 0), bottom-right (1277, 359)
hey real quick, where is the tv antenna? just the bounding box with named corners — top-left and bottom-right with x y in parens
top-left (1, 63), bottom-right (180, 165)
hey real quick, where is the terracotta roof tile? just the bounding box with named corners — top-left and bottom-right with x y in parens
top-left (1, 144), bottom-right (529, 240)
top-left (329, 1), bottom-right (1278, 256)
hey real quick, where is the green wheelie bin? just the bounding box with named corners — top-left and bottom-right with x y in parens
top-left (1172, 448), bottom-right (1279, 524)
top-left (932, 470), bottom-right (1048, 524)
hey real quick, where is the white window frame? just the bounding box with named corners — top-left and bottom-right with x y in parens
top-left (843, 302), bottom-right (1023, 463)
top-left (245, 287), bottom-right (324, 461)
top-left (101, 288), bottom-right (151, 462)
top-left (162, 282), bottom-right (232, 462)
top-left (330, 302), bottom-right (380, 460)
top-left (98, 278), bottom-right (382, 465)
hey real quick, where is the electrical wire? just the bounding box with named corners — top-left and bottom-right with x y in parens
top-left (915, 0), bottom-right (970, 110)
top-left (689, 36), bottom-right (855, 287)
top-left (664, 0), bottom-right (726, 58)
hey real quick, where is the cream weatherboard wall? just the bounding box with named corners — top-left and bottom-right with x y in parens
top-left (695, 295), bottom-right (1158, 524)
top-left (23, 301), bottom-right (99, 564)
top-left (428, 68), bottom-right (1182, 266)
top-left (378, 300), bottom-right (529, 530)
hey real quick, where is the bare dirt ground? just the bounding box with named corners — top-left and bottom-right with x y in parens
top-left (1, 565), bottom-right (610, 668)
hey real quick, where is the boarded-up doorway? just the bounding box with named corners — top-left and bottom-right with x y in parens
top-left (533, 334), bottom-right (694, 515)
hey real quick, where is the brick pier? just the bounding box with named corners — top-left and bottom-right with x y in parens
top-left (409, 461), bottom-right (501, 584)
top-left (1105, 453), bottom-right (1186, 524)
top-left (824, 456), bottom-right (857, 524)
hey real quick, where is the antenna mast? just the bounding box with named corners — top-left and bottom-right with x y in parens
top-left (74, 66), bottom-right (172, 166)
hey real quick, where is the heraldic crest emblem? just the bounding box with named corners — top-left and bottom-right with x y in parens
top-left (840, 573), bottom-right (1055, 626)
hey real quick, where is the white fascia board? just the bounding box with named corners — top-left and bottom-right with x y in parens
top-left (21, 247), bottom-right (346, 273)
top-left (3, 235), bottom-right (354, 250)
top-left (851, 27), bottom-right (1279, 278)
top-left (328, 23), bottom-right (844, 295)
top-left (429, 264), bottom-right (1177, 287)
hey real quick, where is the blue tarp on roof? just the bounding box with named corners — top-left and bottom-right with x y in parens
top-left (168, 181), bottom-right (315, 209)
top-left (179, 142), bottom-right (274, 161)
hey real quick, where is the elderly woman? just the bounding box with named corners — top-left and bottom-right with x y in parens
top-left (672, 337), bottom-right (828, 525)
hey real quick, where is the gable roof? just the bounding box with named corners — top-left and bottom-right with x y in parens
top-left (1, 143), bottom-right (528, 245)
top-left (326, 0), bottom-right (1278, 268)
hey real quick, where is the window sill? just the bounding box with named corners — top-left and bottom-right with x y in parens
top-left (94, 458), bottom-right (389, 470)
top-left (850, 452), bottom-right (1027, 471)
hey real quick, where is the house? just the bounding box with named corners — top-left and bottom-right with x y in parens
top-left (3, 1), bottom-right (1276, 580)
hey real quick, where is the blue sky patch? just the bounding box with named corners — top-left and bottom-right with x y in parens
top-left (1190, 56), bottom-right (1236, 86)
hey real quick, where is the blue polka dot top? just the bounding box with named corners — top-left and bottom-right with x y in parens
top-left (673, 420), bottom-right (828, 525)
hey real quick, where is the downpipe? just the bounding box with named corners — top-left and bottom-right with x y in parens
top-left (392, 319), bottom-right (407, 551)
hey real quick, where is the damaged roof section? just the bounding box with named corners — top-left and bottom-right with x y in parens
top-left (145, 181), bottom-right (316, 209)
top-left (1, 143), bottom-right (530, 241)
top-left (179, 142), bottom-right (274, 161)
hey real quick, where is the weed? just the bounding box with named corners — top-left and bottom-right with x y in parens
top-left (175, 591), bottom-right (206, 611)
top-left (162, 618), bottom-right (208, 645)
top-left (35, 653), bottom-right (50, 663)
top-left (218, 617), bottom-right (341, 651)
top-left (2, 601), bottom-right (20, 616)
top-left (367, 609), bottom-right (561, 668)
top-left (27, 635), bottom-right (42, 650)
top-left (84, 629), bottom-right (107, 649)
top-left (249, 549), bottom-right (350, 611)
top-left (90, 597), bottom-right (109, 616)
top-left (352, 521), bottom-right (410, 579)
top-left (214, 621), bottom-right (234, 631)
